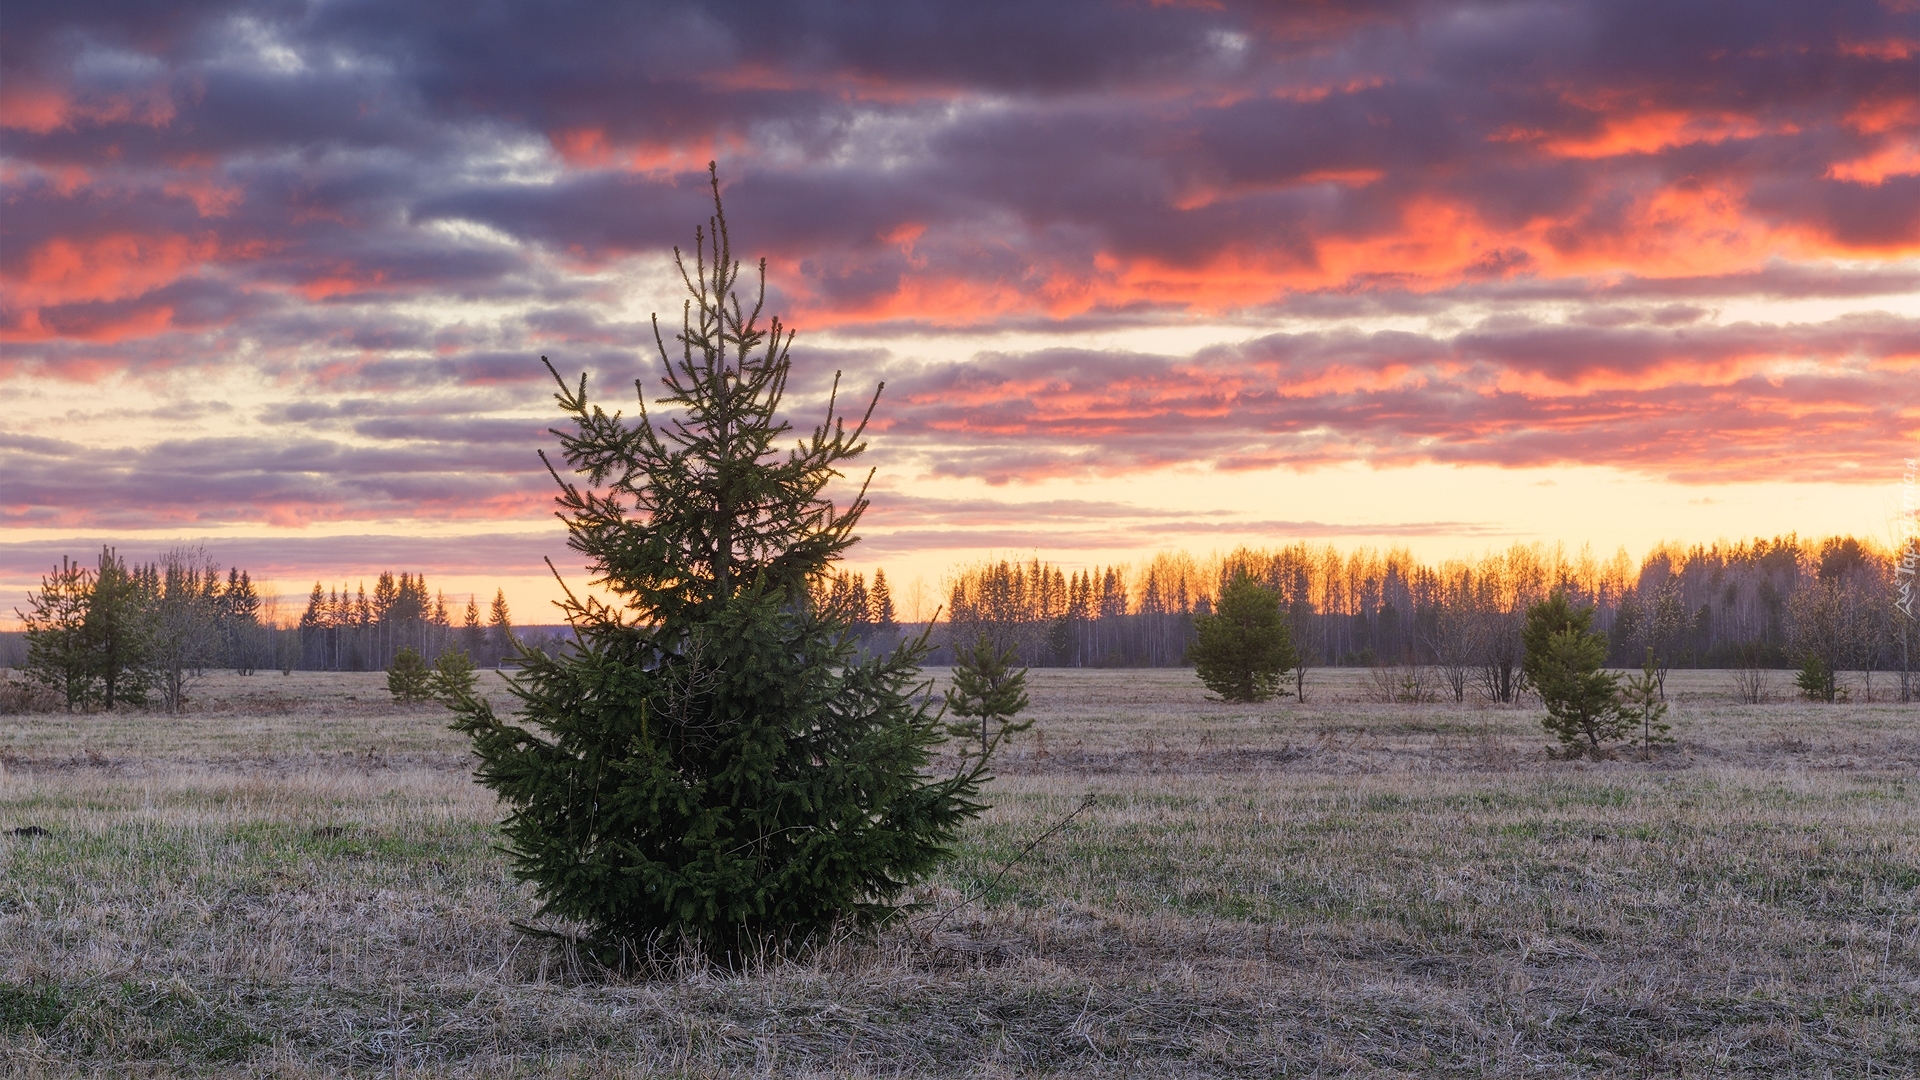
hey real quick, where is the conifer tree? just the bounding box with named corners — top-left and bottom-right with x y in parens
top-left (1190, 572), bottom-right (1295, 702)
top-left (1795, 655), bottom-right (1837, 702)
top-left (871, 568), bottom-right (897, 630)
top-left (1620, 648), bottom-right (1672, 760)
top-left (847, 574), bottom-right (870, 630)
top-left (220, 568), bottom-right (261, 674)
top-left (17, 557), bottom-right (96, 710)
top-left (463, 595), bottom-right (486, 660)
top-left (446, 165), bottom-right (987, 960)
top-left (386, 646), bottom-right (432, 703)
top-left (945, 635), bottom-right (1031, 758)
top-left (88, 548), bottom-right (157, 710)
top-left (429, 648), bottom-right (477, 703)
top-left (488, 589), bottom-right (514, 665)
top-left (1522, 591), bottom-right (1629, 757)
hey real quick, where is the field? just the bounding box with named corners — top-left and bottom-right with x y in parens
top-left (1, 668), bottom-right (1916, 1077)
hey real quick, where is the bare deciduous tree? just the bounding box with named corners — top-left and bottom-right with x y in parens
top-left (1645, 579), bottom-right (1688, 700)
top-left (1425, 575), bottom-right (1482, 703)
top-left (148, 547), bottom-right (225, 713)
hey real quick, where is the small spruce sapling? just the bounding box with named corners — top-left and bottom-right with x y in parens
top-left (386, 647), bottom-right (432, 703)
top-left (1795, 654), bottom-right (1837, 702)
top-left (1620, 648), bottom-right (1672, 760)
top-left (429, 649), bottom-right (478, 705)
top-left (1190, 572), bottom-right (1296, 703)
top-left (945, 634), bottom-right (1031, 759)
top-left (1522, 591), bottom-right (1629, 758)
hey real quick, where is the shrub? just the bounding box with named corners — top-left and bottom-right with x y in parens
top-left (0, 676), bottom-right (64, 715)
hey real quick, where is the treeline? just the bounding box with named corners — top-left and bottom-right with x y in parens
top-left (929, 534), bottom-right (1919, 701)
top-left (815, 568), bottom-right (900, 631)
top-left (295, 577), bottom-right (527, 671)
top-left (11, 547), bottom-right (278, 711)
top-left (12, 533), bottom-right (1914, 708)
top-left (7, 546), bottom-right (545, 711)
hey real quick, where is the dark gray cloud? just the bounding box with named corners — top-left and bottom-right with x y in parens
top-left (3, 0), bottom-right (1916, 553)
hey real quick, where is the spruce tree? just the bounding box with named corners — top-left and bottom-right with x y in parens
top-left (1795, 655), bottom-right (1837, 702)
top-left (945, 635), bottom-right (1032, 759)
top-left (870, 569), bottom-right (897, 630)
top-left (1522, 591), bottom-right (1629, 757)
top-left (87, 547), bottom-right (156, 710)
top-left (220, 568), bottom-right (261, 674)
top-left (1190, 572), bottom-right (1295, 702)
top-left (429, 649), bottom-right (477, 703)
top-left (446, 165), bottom-right (987, 961)
top-left (386, 646), bottom-right (432, 703)
top-left (488, 589), bottom-right (514, 664)
top-left (17, 557), bottom-right (96, 710)
top-left (462, 596), bottom-right (486, 661)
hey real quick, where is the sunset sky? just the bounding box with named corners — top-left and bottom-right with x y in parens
top-left (4, 1), bottom-right (1918, 624)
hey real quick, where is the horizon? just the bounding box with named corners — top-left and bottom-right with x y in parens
top-left (0, 527), bottom-right (1898, 634)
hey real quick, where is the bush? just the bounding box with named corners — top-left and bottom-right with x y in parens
top-left (0, 676), bottom-right (63, 715)
top-left (447, 168), bottom-right (987, 962)
top-left (1190, 572), bottom-right (1295, 702)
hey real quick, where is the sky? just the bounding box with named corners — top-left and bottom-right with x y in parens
top-left (3, 0), bottom-right (1918, 625)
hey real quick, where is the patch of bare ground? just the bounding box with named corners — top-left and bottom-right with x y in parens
top-left (0, 668), bottom-right (1915, 1076)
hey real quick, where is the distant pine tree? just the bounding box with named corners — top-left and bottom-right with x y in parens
top-left (849, 574), bottom-right (870, 628)
top-left (220, 567), bottom-right (261, 674)
top-left (487, 589), bottom-right (514, 665)
top-left (463, 595), bottom-right (486, 661)
top-left (870, 568), bottom-right (897, 630)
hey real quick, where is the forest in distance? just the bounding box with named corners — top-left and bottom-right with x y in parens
top-left (4, 530), bottom-right (1913, 704)
top-left (934, 533), bottom-right (1910, 680)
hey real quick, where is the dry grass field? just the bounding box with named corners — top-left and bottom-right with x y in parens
top-left (1, 667), bottom-right (1916, 1077)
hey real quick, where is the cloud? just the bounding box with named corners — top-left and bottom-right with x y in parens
top-left (863, 311), bottom-right (1920, 483)
top-left (853, 490), bottom-right (1504, 557)
top-left (4, 0), bottom-right (1917, 545)
top-left (0, 426), bottom-right (552, 529)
